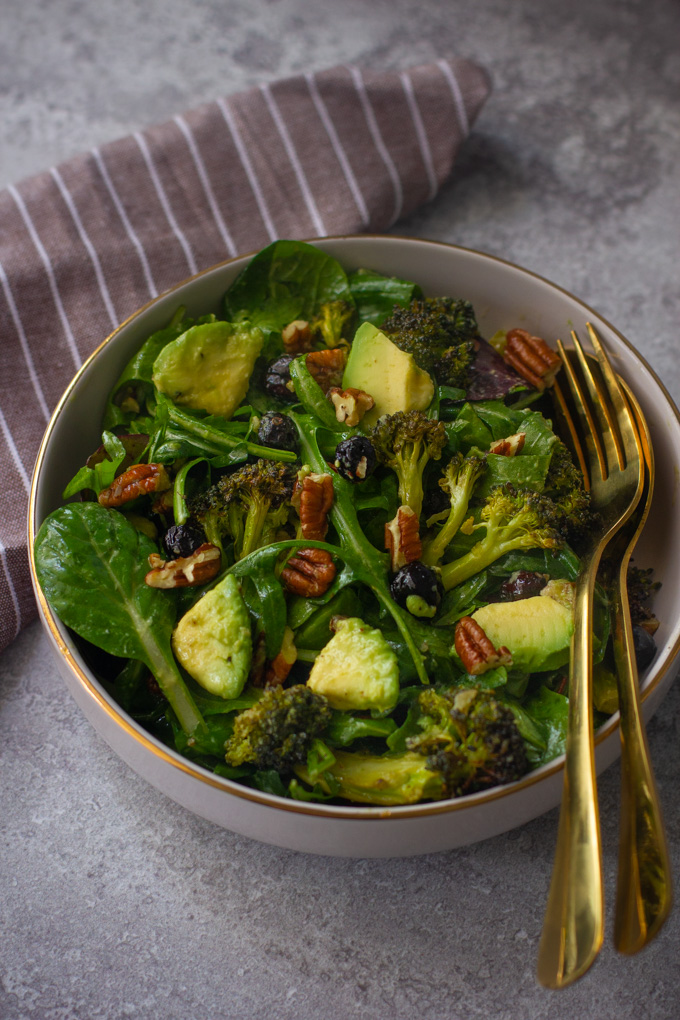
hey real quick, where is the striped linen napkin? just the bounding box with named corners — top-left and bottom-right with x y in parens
top-left (0, 57), bottom-right (490, 653)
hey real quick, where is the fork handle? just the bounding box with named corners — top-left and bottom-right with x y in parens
top-left (613, 565), bottom-right (673, 953)
top-left (537, 560), bottom-right (604, 989)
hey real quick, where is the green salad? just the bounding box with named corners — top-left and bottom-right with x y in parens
top-left (35, 239), bottom-right (658, 807)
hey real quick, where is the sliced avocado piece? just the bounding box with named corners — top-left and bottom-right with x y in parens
top-left (343, 322), bottom-right (434, 426)
top-left (172, 573), bottom-right (252, 698)
top-left (153, 320), bottom-right (263, 418)
top-left (471, 596), bottom-right (573, 674)
top-left (306, 616), bottom-right (399, 711)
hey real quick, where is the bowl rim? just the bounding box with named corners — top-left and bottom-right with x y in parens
top-left (28, 233), bottom-right (680, 822)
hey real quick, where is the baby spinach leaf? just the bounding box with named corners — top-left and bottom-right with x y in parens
top-left (34, 503), bottom-right (205, 736)
top-left (223, 239), bottom-right (354, 334)
top-left (347, 268), bottom-right (420, 325)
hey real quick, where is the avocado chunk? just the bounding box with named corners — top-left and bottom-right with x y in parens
top-left (306, 616), bottom-right (399, 711)
top-left (471, 596), bottom-right (573, 673)
top-left (342, 322), bottom-right (434, 427)
top-left (172, 573), bottom-right (252, 698)
top-left (153, 320), bottom-right (263, 418)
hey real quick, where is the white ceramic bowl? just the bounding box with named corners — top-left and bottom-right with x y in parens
top-left (29, 236), bottom-right (680, 857)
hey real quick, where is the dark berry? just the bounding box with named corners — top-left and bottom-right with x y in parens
top-left (257, 411), bottom-right (299, 454)
top-left (390, 561), bottom-right (443, 619)
top-left (334, 436), bottom-right (377, 483)
top-left (499, 570), bottom-right (548, 601)
top-left (264, 355), bottom-right (296, 403)
top-left (422, 483), bottom-right (451, 522)
top-left (163, 524), bottom-right (206, 559)
top-left (632, 625), bottom-right (657, 671)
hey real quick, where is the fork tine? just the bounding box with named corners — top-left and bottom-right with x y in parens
top-left (557, 337), bottom-right (608, 479)
top-left (552, 377), bottom-right (591, 491)
top-left (586, 323), bottom-right (642, 468)
top-left (570, 329), bottom-right (626, 475)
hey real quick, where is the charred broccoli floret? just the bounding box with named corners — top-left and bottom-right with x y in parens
top-left (190, 458), bottom-right (296, 560)
top-left (407, 687), bottom-right (529, 796)
top-left (310, 300), bottom-right (355, 348)
top-left (225, 684), bottom-right (333, 772)
top-left (381, 296), bottom-right (478, 388)
top-left (422, 453), bottom-right (486, 565)
top-left (439, 484), bottom-right (564, 591)
top-left (627, 565), bottom-right (661, 630)
top-left (543, 438), bottom-right (597, 543)
top-left (370, 410), bottom-right (448, 517)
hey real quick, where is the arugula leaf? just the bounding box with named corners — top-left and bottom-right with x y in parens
top-left (62, 431), bottom-right (128, 498)
top-left (34, 503), bottom-right (205, 736)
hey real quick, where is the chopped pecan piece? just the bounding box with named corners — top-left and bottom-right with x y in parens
top-left (98, 463), bottom-right (171, 508)
top-left (454, 616), bottom-right (512, 675)
top-left (327, 387), bottom-right (375, 427)
top-left (503, 329), bottom-right (562, 391)
top-left (384, 505), bottom-right (422, 572)
top-left (306, 348), bottom-right (347, 393)
top-left (264, 627), bottom-right (298, 687)
top-left (489, 432), bottom-right (526, 456)
top-left (294, 472), bottom-right (334, 541)
top-left (281, 319), bottom-right (313, 354)
top-left (281, 547), bottom-right (336, 597)
top-left (145, 543), bottom-right (221, 589)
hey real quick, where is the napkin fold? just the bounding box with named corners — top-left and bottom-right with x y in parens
top-left (0, 56), bottom-right (490, 654)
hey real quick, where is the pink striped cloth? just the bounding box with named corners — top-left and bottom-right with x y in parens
top-left (0, 57), bottom-right (490, 653)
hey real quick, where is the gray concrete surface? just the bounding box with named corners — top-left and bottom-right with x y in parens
top-left (2, 1), bottom-right (680, 1017)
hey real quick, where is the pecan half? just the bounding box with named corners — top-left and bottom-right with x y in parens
top-left (282, 319), bottom-right (313, 354)
top-left (503, 329), bottom-right (562, 391)
top-left (489, 432), bottom-right (526, 456)
top-left (264, 627), bottom-right (298, 687)
top-left (145, 543), bottom-right (221, 588)
top-left (294, 472), bottom-right (334, 541)
top-left (98, 463), bottom-right (171, 508)
top-left (327, 387), bottom-right (375, 427)
top-left (454, 616), bottom-right (512, 675)
top-left (384, 505), bottom-right (422, 572)
top-left (281, 547), bottom-right (336, 597)
top-left (306, 348), bottom-right (347, 393)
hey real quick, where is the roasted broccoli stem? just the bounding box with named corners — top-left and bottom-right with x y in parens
top-left (407, 687), bottom-right (530, 796)
top-left (225, 684), bottom-right (333, 772)
top-left (439, 484), bottom-right (564, 591)
top-left (370, 410), bottom-right (447, 517)
top-left (381, 296), bottom-right (478, 388)
top-left (422, 453), bottom-right (486, 566)
top-left (190, 458), bottom-right (296, 560)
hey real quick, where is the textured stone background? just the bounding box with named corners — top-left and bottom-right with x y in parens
top-left (2, 0), bottom-right (680, 1017)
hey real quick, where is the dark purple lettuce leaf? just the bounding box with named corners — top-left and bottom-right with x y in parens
top-left (466, 339), bottom-right (528, 401)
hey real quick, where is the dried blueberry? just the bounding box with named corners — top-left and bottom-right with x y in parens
top-left (499, 570), bottom-right (548, 601)
top-left (264, 355), bottom-right (296, 403)
top-left (390, 561), bottom-right (443, 619)
top-left (257, 411), bottom-right (299, 453)
top-left (334, 436), bottom-right (377, 483)
top-left (632, 625), bottom-right (657, 671)
top-left (163, 524), bottom-right (206, 559)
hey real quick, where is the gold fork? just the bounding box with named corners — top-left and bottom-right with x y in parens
top-left (537, 324), bottom-right (644, 989)
top-left (598, 380), bottom-right (673, 954)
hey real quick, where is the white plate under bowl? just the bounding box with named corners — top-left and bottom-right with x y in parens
top-left (28, 236), bottom-right (680, 857)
